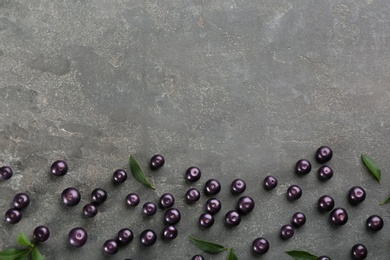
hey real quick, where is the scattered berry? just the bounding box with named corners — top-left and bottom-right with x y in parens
top-left (61, 187), bottom-right (81, 206)
top-left (140, 229), bottom-right (157, 247)
top-left (13, 193), bottom-right (30, 210)
top-left (287, 185), bottom-right (302, 201)
top-left (330, 208), bottom-right (348, 225)
top-left (50, 160), bottom-right (68, 176)
top-left (263, 175), bottom-right (278, 190)
top-left (237, 196), bottom-right (255, 215)
top-left (204, 179), bottom-right (221, 196)
top-left (164, 208), bottom-right (181, 225)
top-left (351, 243), bottom-right (367, 259)
top-left (224, 210), bottom-right (241, 226)
top-left (68, 227), bottom-right (88, 248)
top-left (117, 228), bottom-right (134, 245)
top-left (348, 186), bottom-right (366, 205)
top-left (231, 179), bottom-right (246, 195)
top-left (33, 225), bottom-right (50, 243)
top-left (125, 193), bottom-right (140, 207)
top-left (186, 188), bottom-right (201, 204)
top-left (162, 225), bottom-right (178, 240)
top-left (205, 198), bottom-right (221, 215)
top-left (150, 154), bottom-right (165, 170)
top-left (280, 224), bottom-right (294, 240)
top-left (83, 204), bottom-right (98, 218)
top-left (318, 165), bottom-right (334, 181)
top-left (142, 202), bottom-right (157, 217)
top-left (191, 255), bottom-right (205, 260)
top-left (198, 213), bottom-right (214, 228)
top-left (159, 193), bottom-right (175, 209)
top-left (185, 166), bottom-right (201, 182)
top-left (291, 212), bottom-right (306, 228)
top-left (318, 195), bottom-right (335, 212)
top-left (295, 159), bottom-right (311, 175)
top-left (252, 237), bottom-right (270, 255)
top-left (103, 239), bottom-right (119, 255)
top-left (317, 256), bottom-right (331, 260)
top-left (112, 169), bottom-right (127, 184)
top-left (366, 215), bottom-right (384, 232)
top-left (316, 146), bottom-right (333, 163)
top-left (91, 188), bottom-right (107, 205)
top-left (0, 166), bottom-right (13, 180)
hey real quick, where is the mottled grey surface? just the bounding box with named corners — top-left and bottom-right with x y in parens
top-left (1, 0), bottom-right (390, 259)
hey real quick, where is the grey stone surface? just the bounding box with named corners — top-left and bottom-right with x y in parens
top-left (1, 0), bottom-right (390, 259)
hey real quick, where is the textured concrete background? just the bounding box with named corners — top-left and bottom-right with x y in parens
top-left (1, 0), bottom-right (390, 259)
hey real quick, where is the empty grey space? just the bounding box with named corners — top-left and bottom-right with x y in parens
top-left (1, 0), bottom-right (390, 259)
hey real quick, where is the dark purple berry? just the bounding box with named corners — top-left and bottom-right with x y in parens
top-left (330, 208), bottom-right (348, 225)
top-left (112, 169), bottom-right (127, 184)
top-left (164, 208), bottom-right (181, 225)
top-left (295, 159), bottom-right (311, 175)
top-left (68, 227), bottom-right (88, 248)
top-left (185, 166), bottom-right (201, 182)
top-left (61, 187), bottom-right (81, 206)
top-left (33, 225), bottom-right (50, 243)
top-left (316, 146), bottom-right (333, 163)
top-left (287, 185), bottom-right (302, 201)
top-left (366, 215), bottom-right (384, 231)
top-left (317, 256), bottom-right (331, 260)
top-left (231, 179), bottom-right (246, 195)
top-left (159, 193), bottom-right (175, 209)
top-left (351, 243), bottom-right (367, 259)
top-left (186, 188), bottom-right (201, 204)
top-left (117, 228), bottom-right (134, 245)
top-left (318, 165), bottom-right (334, 181)
top-left (150, 154), bottom-right (165, 170)
top-left (348, 186), bottom-right (366, 205)
top-left (237, 196), bottom-right (255, 215)
top-left (204, 179), bottom-right (221, 196)
top-left (280, 224), bottom-right (294, 240)
top-left (0, 166), bottom-right (13, 180)
top-left (318, 195), bottom-right (335, 212)
top-left (13, 193), bottom-right (30, 209)
top-left (252, 237), bottom-right (269, 255)
top-left (162, 225), bottom-right (178, 240)
top-left (205, 198), bottom-right (221, 214)
top-left (83, 204), bottom-right (98, 218)
top-left (140, 229), bottom-right (157, 246)
top-left (103, 239), bottom-right (119, 255)
top-left (291, 212), bottom-right (306, 228)
top-left (142, 202), bottom-right (157, 216)
top-left (263, 175), bottom-right (278, 190)
top-left (5, 208), bottom-right (22, 224)
top-left (198, 213), bottom-right (214, 228)
top-left (125, 193), bottom-right (140, 207)
top-left (50, 160), bottom-right (68, 176)
top-left (91, 188), bottom-right (107, 205)
top-left (191, 255), bottom-right (205, 260)
top-left (225, 210), bottom-right (241, 226)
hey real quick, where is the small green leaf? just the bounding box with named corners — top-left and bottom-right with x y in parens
top-left (129, 155), bottom-right (155, 190)
top-left (227, 248), bottom-right (238, 260)
top-left (361, 154), bottom-right (381, 184)
top-left (0, 248), bottom-right (30, 260)
top-left (189, 235), bottom-right (227, 254)
top-left (17, 232), bottom-right (32, 247)
top-left (14, 250), bottom-right (30, 260)
top-left (379, 195), bottom-right (390, 205)
top-left (31, 247), bottom-right (44, 260)
top-left (285, 250), bottom-right (318, 260)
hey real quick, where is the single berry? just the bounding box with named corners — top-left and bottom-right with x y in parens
top-left (5, 208), bottom-right (22, 224)
top-left (199, 213), bottom-right (214, 228)
top-left (142, 202), bottom-right (157, 216)
top-left (330, 208), bottom-right (348, 225)
top-left (150, 154), bottom-right (165, 170)
top-left (318, 165), bottom-right (334, 181)
top-left (50, 160), bottom-right (68, 176)
top-left (185, 166), bottom-right (201, 182)
top-left (191, 255), bottom-right (205, 260)
top-left (164, 208), bottom-right (181, 225)
top-left (68, 227), bottom-right (88, 248)
top-left (231, 179), bottom-right (246, 195)
top-left (33, 225), bottom-right (50, 243)
top-left (61, 187), bottom-right (81, 206)
top-left (366, 215), bottom-right (384, 231)
top-left (205, 198), bottom-right (221, 214)
top-left (112, 169), bottom-right (127, 184)
top-left (204, 179), bottom-right (221, 196)
top-left (186, 188), bottom-right (201, 204)
top-left (318, 195), bottom-right (335, 212)
top-left (13, 193), bottom-right (30, 209)
top-left (263, 175), bottom-right (278, 190)
top-left (351, 243), bottom-right (367, 259)
top-left (125, 193), bottom-right (140, 207)
top-left (159, 193), bottom-right (175, 209)
top-left (287, 185), bottom-right (302, 201)
top-left (316, 146), bottom-right (333, 163)
top-left (91, 188), bottom-right (107, 205)
top-left (140, 229), bottom-right (157, 246)
top-left (295, 159), bottom-right (311, 175)
top-left (252, 237), bottom-right (270, 255)
top-left (280, 224), bottom-right (294, 240)
top-left (317, 256), bottom-right (331, 260)
top-left (162, 225), bottom-right (178, 240)
top-left (117, 228), bottom-right (134, 245)
top-left (291, 212), bottom-right (306, 228)
top-left (225, 210), bottom-right (241, 226)
top-left (348, 186), bottom-right (366, 205)
top-left (103, 239), bottom-right (119, 255)
top-left (0, 166), bottom-right (13, 180)
top-left (237, 196), bottom-right (255, 215)
top-left (83, 204), bottom-right (98, 218)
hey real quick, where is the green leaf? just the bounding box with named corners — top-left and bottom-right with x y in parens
top-left (0, 248), bottom-right (30, 260)
top-left (361, 154), bottom-right (381, 184)
top-left (31, 247), bottom-right (44, 260)
top-left (286, 250), bottom-right (318, 260)
top-left (17, 233), bottom-right (32, 247)
top-left (189, 235), bottom-right (227, 254)
top-left (227, 248), bottom-right (238, 260)
top-left (379, 195), bottom-right (390, 205)
top-left (129, 155), bottom-right (155, 190)
top-left (14, 250), bottom-right (30, 260)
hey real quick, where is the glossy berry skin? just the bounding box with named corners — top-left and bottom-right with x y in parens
top-left (0, 166), bottom-right (13, 180)
top-left (291, 212), bottom-right (306, 228)
top-left (68, 227), bottom-right (88, 248)
top-left (204, 179), bottom-right (221, 196)
top-left (117, 228), bottom-right (134, 245)
top-left (263, 175), bottom-right (278, 190)
top-left (140, 229), bottom-right (157, 247)
top-left (280, 224), bottom-right (294, 240)
top-left (318, 195), bottom-right (335, 212)
top-left (164, 208), bottom-right (181, 225)
top-left (366, 215), bottom-right (384, 231)
top-left (348, 186), bottom-right (366, 205)
top-left (295, 159), bottom-right (311, 175)
top-left (103, 239), bottom-right (119, 255)
top-left (237, 196), bottom-right (255, 215)
top-left (287, 185), bottom-right (302, 201)
top-left (13, 193), bottom-right (30, 209)
top-left (191, 255), bottom-right (205, 260)
top-left (33, 225), bottom-right (50, 243)
top-left (61, 187), bottom-right (81, 206)
top-left (185, 166), bottom-right (201, 182)
top-left (142, 202), bottom-right (157, 217)
top-left (186, 188), bottom-right (201, 204)
top-left (83, 204), bottom-right (98, 218)
top-left (351, 244), bottom-right (367, 259)
top-left (159, 193), bottom-right (175, 209)
top-left (91, 188), bottom-right (107, 205)
top-left (316, 146), bottom-right (333, 163)
top-left (112, 169), bottom-right (127, 184)
top-left (199, 213), bottom-right (214, 228)
top-left (150, 154), bottom-right (165, 170)
top-left (317, 256), bottom-right (331, 260)
top-left (5, 208), bottom-right (22, 224)
top-left (50, 160), bottom-right (68, 176)
top-left (252, 237), bottom-right (270, 255)
top-left (231, 179), bottom-right (246, 195)
top-left (126, 193), bottom-right (140, 207)
top-left (330, 208), bottom-right (348, 225)
top-left (225, 210), bottom-right (241, 226)
top-left (205, 198), bottom-right (221, 214)
top-left (162, 225), bottom-right (178, 240)
top-left (318, 165), bottom-right (334, 181)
